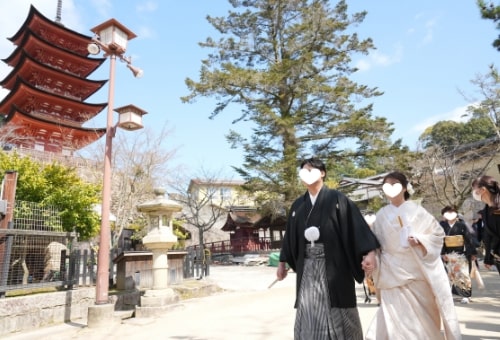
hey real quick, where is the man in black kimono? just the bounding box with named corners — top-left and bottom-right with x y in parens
top-left (276, 158), bottom-right (380, 340)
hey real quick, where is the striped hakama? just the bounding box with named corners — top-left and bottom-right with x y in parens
top-left (294, 244), bottom-right (363, 340)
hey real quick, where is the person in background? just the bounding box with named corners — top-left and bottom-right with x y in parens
top-left (276, 157), bottom-right (380, 340)
top-left (364, 171), bottom-right (461, 340)
top-left (471, 175), bottom-right (500, 275)
top-left (363, 211), bottom-right (378, 303)
top-left (471, 210), bottom-right (485, 258)
top-left (440, 205), bottom-right (478, 304)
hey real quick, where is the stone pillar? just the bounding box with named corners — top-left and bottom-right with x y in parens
top-left (151, 246), bottom-right (168, 289)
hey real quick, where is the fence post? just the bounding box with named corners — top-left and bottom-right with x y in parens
top-left (60, 249), bottom-right (67, 282)
top-left (203, 248), bottom-right (211, 277)
top-left (0, 171), bottom-right (18, 294)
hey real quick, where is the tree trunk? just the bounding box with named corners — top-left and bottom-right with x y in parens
top-left (198, 228), bottom-right (205, 278)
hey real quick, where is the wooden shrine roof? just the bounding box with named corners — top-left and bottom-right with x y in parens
top-left (253, 214), bottom-right (287, 229)
top-left (220, 210), bottom-right (284, 231)
top-left (0, 78), bottom-right (106, 124)
top-left (8, 5), bottom-right (95, 58)
top-left (2, 28), bottom-right (105, 79)
top-left (1, 51), bottom-right (106, 100)
top-left (2, 105), bottom-right (106, 150)
top-left (221, 210), bottom-right (261, 231)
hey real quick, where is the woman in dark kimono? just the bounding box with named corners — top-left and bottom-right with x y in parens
top-left (276, 158), bottom-right (380, 340)
top-left (472, 175), bottom-right (500, 275)
top-left (439, 205), bottom-right (478, 304)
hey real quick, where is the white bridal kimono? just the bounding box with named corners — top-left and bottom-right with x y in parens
top-left (365, 201), bottom-right (462, 340)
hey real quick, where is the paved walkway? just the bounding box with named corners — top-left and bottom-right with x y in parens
top-left (5, 264), bottom-right (500, 339)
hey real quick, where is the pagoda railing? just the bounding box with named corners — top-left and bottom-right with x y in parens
top-left (3, 147), bottom-right (98, 169)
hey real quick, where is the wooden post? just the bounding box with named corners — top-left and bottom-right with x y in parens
top-left (0, 171), bottom-right (18, 288)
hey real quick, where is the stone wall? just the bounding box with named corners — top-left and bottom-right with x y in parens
top-left (0, 288), bottom-right (141, 337)
top-left (0, 288), bottom-right (94, 336)
top-left (0, 279), bottom-right (218, 337)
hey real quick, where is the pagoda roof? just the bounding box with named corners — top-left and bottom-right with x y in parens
top-left (8, 5), bottom-right (95, 58)
top-left (3, 28), bottom-right (105, 78)
top-left (0, 51), bottom-right (106, 100)
top-left (2, 105), bottom-right (106, 150)
top-left (0, 78), bottom-right (106, 124)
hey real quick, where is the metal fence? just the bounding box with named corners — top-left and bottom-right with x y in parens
top-left (0, 201), bottom-right (81, 296)
top-left (0, 201), bottom-right (203, 297)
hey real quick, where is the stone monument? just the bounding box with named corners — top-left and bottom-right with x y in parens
top-left (135, 188), bottom-right (183, 317)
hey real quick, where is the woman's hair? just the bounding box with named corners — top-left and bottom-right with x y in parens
top-left (441, 205), bottom-right (458, 215)
top-left (472, 175), bottom-right (500, 209)
top-left (300, 157), bottom-right (327, 177)
top-left (383, 171), bottom-right (410, 200)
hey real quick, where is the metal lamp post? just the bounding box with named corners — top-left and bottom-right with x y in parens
top-left (86, 19), bottom-right (146, 327)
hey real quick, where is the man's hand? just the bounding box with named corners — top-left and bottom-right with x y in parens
top-left (276, 261), bottom-right (288, 281)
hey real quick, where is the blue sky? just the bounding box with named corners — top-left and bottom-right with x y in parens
top-left (0, 0), bottom-right (498, 181)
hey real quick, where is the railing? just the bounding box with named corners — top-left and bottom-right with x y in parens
top-left (190, 237), bottom-right (282, 256)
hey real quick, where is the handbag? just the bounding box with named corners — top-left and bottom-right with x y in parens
top-left (444, 235), bottom-right (464, 247)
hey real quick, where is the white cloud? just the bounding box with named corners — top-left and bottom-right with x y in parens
top-left (420, 18), bottom-right (437, 46)
top-left (412, 104), bottom-right (472, 134)
top-left (90, 0), bottom-right (112, 18)
top-left (408, 13), bottom-right (438, 47)
top-left (137, 25), bottom-right (155, 39)
top-left (137, 1), bottom-right (158, 13)
top-left (355, 44), bottom-right (403, 72)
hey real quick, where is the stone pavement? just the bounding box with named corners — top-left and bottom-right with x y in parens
top-left (4, 264), bottom-right (500, 339)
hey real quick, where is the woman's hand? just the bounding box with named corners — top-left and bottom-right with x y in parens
top-left (409, 236), bottom-right (427, 256)
top-left (362, 250), bottom-right (376, 277)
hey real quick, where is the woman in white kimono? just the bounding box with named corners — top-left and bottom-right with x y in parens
top-left (362, 171), bottom-right (461, 340)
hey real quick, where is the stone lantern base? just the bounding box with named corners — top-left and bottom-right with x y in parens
top-left (135, 288), bottom-right (179, 317)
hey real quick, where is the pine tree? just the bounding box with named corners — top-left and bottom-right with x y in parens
top-left (182, 0), bottom-right (402, 205)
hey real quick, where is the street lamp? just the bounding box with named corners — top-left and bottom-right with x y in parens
top-left (115, 104), bottom-right (148, 131)
top-left (86, 18), bottom-right (145, 326)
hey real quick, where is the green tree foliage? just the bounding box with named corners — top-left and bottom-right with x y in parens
top-left (418, 118), bottom-right (495, 151)
top-left (421, 65), bottom-right (500, 151)
top-left (128, 217), bottom-right (189, 250)
top-left (478, 0), bottom-right (500, 51)
top-left (0, 152), bottom-right (101, 239)
top-left (182, 0), bottom-right (405, 205)
top-left (415, 65), bottom-right (500, 214)
top-left (172, 219), bottom-right (190, 249)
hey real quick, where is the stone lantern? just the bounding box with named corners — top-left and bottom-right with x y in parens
top-left (135, 188), bottom-right (182, 317)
